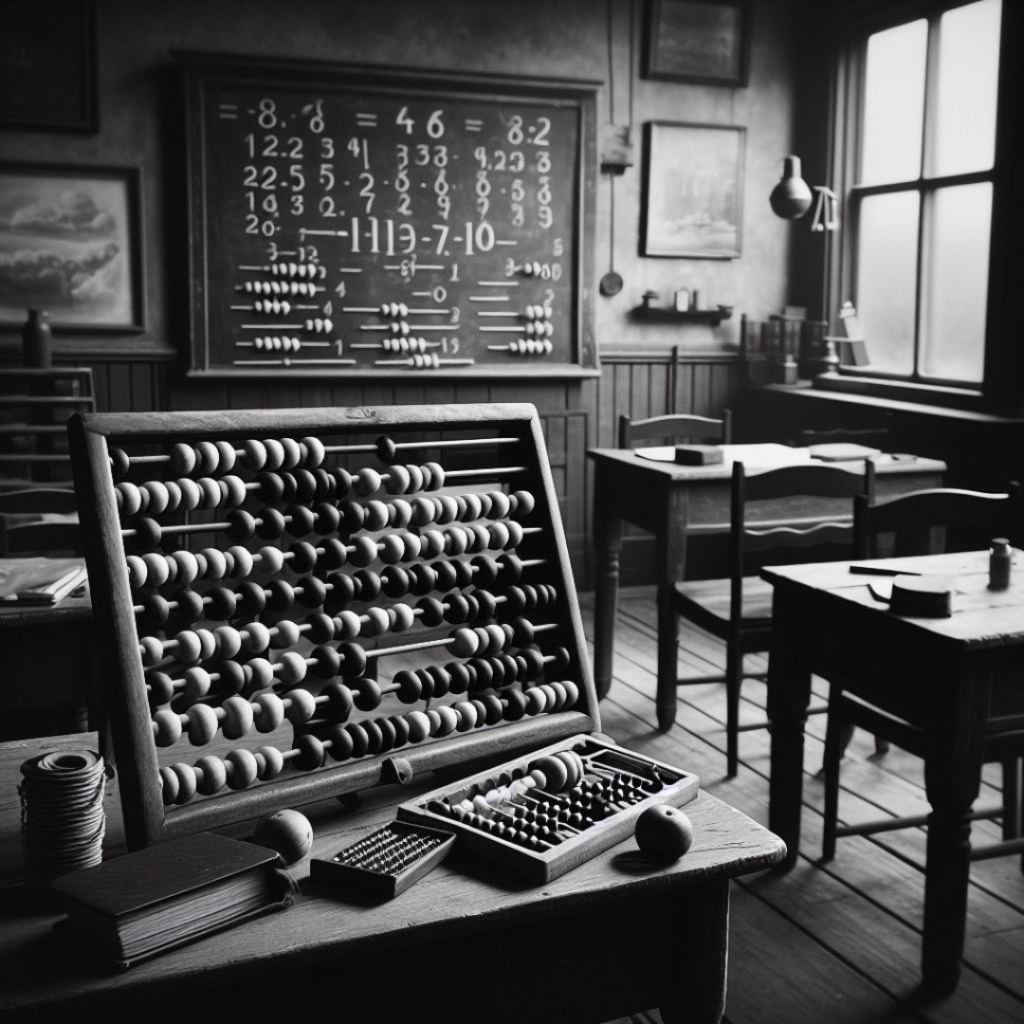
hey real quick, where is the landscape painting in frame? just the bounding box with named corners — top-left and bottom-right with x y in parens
top-left (642, 122), bottom-right (745, 259)
top-left (0, 164), bottom-right (144, 332)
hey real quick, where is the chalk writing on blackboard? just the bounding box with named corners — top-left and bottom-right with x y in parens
top-left (177, 53), bottom-right (598, 378)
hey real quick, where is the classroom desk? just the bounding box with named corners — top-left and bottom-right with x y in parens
top-left (587, 446), bottom-right (946, 729)
top-left (762, 549), bottom-right (1024, 993)
top-left (0, 758), bottom-right (785, 1024)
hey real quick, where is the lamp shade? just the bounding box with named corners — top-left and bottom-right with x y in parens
top-left (769, 155), bottom-right (813, 219)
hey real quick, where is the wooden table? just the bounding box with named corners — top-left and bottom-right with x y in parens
top-left (0, 749), bottom-right (784, 1024)
top-left (588, 446), bottom-right (946, 727)
top-left (762, 549), bottom-right (1024, 993)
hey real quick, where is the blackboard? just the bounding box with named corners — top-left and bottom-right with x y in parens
top-left (176, 52), bottom-right (598, 379)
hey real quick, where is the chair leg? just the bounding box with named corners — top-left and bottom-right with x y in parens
top-left (821, 686), bottom-right (845, 861)
top-left (725, 642), bottom-right (742, 778)
top-left (1002, 758), bottom-right (1021, 841)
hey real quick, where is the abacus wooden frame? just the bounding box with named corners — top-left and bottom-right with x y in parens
top-left (68, 403), bottom-right (597, 850)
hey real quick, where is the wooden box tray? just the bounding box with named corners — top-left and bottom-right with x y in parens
top-left (397, 735), bottom-right (699, 884)
top-left (67, 404), bottom-right (600, 850)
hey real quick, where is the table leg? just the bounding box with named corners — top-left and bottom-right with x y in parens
top-left (920, 708), bottom-right (985, 994)
top-left (766, 594), bottom-right (812, 870)
top-left (592, 498), bottom-right (623, 702)
top-left (658, 878), bottom-right (729, 1024)
top-left (655, 493), bottom-right (688, 732)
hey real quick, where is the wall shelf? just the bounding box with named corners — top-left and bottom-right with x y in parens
top-left (630, 306), bottom-right (733, 327)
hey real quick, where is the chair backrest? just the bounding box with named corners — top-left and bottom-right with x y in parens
top-left (618, 411), bottom-right (732, 449)
top-left (0, 487), bottom-right (82, 557)
top-left (856, 482), bottom-right (1021, 559)
top-left (730, 459), bottom-right (876, 616)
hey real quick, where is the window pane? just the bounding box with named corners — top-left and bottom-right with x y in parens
top-left (856, 192), bottom-right (920, 375)
top-left (920, 183), bottom-right (991, 382)
top-left (933, 0), bottom-right (1001, 176)
top-left (861, 21), bottom-right (927, 185)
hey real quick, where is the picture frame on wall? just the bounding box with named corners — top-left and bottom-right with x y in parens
top-left (0, 0), bottom-right (97, 132)
top-left (641, 121), bottom-right (745, 259)
top-left (0, 163), bottom-right (146, 333)
top-left (644, 0), bottom-right (750, 87)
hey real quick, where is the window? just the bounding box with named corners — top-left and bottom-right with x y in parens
top-left (839, 0), bottom-right (1003, 393)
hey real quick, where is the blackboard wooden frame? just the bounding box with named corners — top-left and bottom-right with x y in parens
top-left (175, 51), bottom-right (599, 380)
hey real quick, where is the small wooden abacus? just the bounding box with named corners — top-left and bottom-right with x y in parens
top-left (68, 404), bottom-right (596, 850)
top-left (397, 736), bottom-right (698, 883)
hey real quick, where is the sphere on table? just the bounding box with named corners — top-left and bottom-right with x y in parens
top-left (634, 805), bottom-right (694, 861)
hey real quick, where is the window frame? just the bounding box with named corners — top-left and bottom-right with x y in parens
top-left (825, 0), bottom-right (1021, 413)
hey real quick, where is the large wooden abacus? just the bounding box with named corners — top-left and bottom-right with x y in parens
top-left (69, 404), bottom-right (599, 850)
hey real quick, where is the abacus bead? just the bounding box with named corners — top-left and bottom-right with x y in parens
top-left (258, 545), bottom-right (285, 574)
top-left (109, 446), bottom-right (131, 480)
top-left (243, 620), bottom-right (272, 653)
top-left (416, 596), bottom-right (445, 627)
top-left (172, 550), bottom-right (201, 585)
top-left (153, 708), bottom-right (184, 745)
top-left (435, 704), bottom-right (459, 736)
top-left (333, 467), bottom-right (353, 498)
top-left (327, 724), bottom-right (354, 760)
top-left (256, 745), bottom-right (285, 779)
top-left (287, 504), bottom-right (316, 537)
top-left (456, 701), bottom-right (478, 730)
top-left (186, 703), bottom-right (219, 745)
top-left (444, 593), bottom-right (471, 624)
top-left (405, 711), bottom-right (431, 743)
top-left (272, 618), bottom-right (301, 648)
top-left (257, 472), bottom-right (285, 503)
top-left (364, 499), bottom-right (389, 532)
top-left (449, 662), bottom-right (473, 694)
top-left (379, 534), bottom-right (405, 565)
top-left (257, 507), bottom-right (286, 539)
top-left (183, 666), bottom-right (213, 700)
top-left (562, 680), bottom-right (580, 706)
top-left (176, 630), bottom-right (203, 664)
top-left (299, 575), bottom-right (327, 608)
top-left (126, 554), bottom-right (148, 589)
top-left (469, 525), bottom-right (492, 553)
top-left (394, 669), bottom-right (422, 703)
top-left (503, 688), bottom-right (528, 721)
top-left (302, 436), bottom-right (325, 467)
top-left (423, 461), bottom-right (445, 488)
top-left (219, 660), bottom-right (246, 693)
top-left (295, 734), bottom-right (326, 771)
top-left (434, 494), bottom-right (459, 524)
top-left (352, 677), bottom-right (382, 711)
top-left (289, 541), bottom-right (318, 574)
top-left (196, 754), bottom-right (228, 795)
top-left (215, 439), bottom-right (237, 472)
top-left (267, 579), bottom-right (296, 613)
top-left (279, 437), bottom-right (302, 469)
top-left (406, 562), bottom-right (435, 596)
top-left (277, 650), bottom-right (308, 686)
top-left (177, 477), bottom-right (203, 511)
top-left (254, 691), bottom-right (285, 732)
top-left (469, 698), bottom-right (489, 728)
top-left (337, 641), bottom-right (367, 677)
top-left (227, 545), bottom-right (254, 578)
top-left (142, 552), bottom-right (170, 587)
top-left (505, 520), bottom-right (525, 548)
top-left (141, 592), bottom-right (171, 627)
top-left (143, 481), bottom-right (171, 516)
top-left (346, 722), bottom-right (370, 758)
top-left (380, 565), bottom-right (410, 598)
top-left (512, 490), bottom-right (535, 517)
top-left (195, 440), bottom-right (220, 475)
top-left (429, 664), bottom-right (454, 696)
top-left (481, 693), bottom-right (504, 725)
top-left (322, 680), bottom-right (354, 720)
top-left (419, 529), bottom-right (445, 559)
top-left (361, 719), bottom-right (384, 754)
top-left (293, 469), bottom-right (317, 501)
top-left (201, 547), bottom-right (228, 580)
top-left (320, 540), bottom-right (348, 572)
top-left (221, 694), bottom-right (255, 739)
top-left (432, 561), bottom-right (457, 592)
top-left (411, 496), bottom-right (435, 526)
top-left (285, 687), bottom-right (317, 723)
top-left (247, 657), bottom-right (275, 690)
top-left (526, 686), bottom-right (548, 715)
top-left (348, 535), bottom-right (377, 568)
top-left (362, 606), bottom-right (390, 637)
top-left (306, 612), bottom-right (335, 645)
top-left (390, 714), bottom-right (410, 747)
top-left (334, 609), bottom-right (361, 641)
top-left (488, 521), bottom-right (511, 550)
top-left (460, 492), bottom-right (482, 521)
top-left (385, 464), bottom-right (410, 494)
top-left (391, 603), bottom-right (415, 633)
top-left (471, 556), bottom-right (499, 587)
top-left (171, 442), bottom-right (198, 475)
top-left (139, 634), bottom-right (165, 667)
top-left (262, 438), bottom-right (285, 471)
top-left (207, 585), bottom-right (237, 620)
top-left (160, 765), bottom-right (179, 805)
top-left (148, 670), bottom-right (176, 705)
top-left (198, 477), bottom-right (221, 509)
top-left (169, 763), bottom-right (198, 804)
top-left (376, 716), bottom-right (397, 752)
top-left (451, 627), bottom-right (478, 658)
top-left (488, 490), bottom-right (512, 520)
top-left (376, 435), bottom-right (398, 462)
top-left (354, 467), bottom-right (382, 496)
top-left (226, 748), bottom-right (259, 789)
top-left (405, 463), bottom-right (425, 493)
top-left (401, 533), bottom-right (423, 561)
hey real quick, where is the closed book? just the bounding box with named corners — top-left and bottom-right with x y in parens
top-left (673, 445), bottom-right (724, 466)
top-left (51, 831), bottom-right (296, 968)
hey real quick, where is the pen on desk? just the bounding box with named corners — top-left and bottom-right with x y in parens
top-left (849, 565), bottom-right (922, 577)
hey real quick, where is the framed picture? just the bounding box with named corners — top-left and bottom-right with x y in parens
top-left (644, 0), bottom-right (750, 87)
top-left (0, 1), bottom-right (97, 132)
top-left (641, 122), bottom-right (745, 259)
top-left (0, 163), bottom-right (145, 333)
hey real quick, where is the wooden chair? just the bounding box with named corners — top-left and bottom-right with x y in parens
top-left (618, 411), bottom-right (732, 450)
top-left (0, 487), bottom-right (82, 556)
top-left (672, 459), bottom-right (875, 776)
top-left (822, 483), bottom-right (1023, 862)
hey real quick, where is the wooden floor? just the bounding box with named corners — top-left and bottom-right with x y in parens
top-left (584, 587), bottom-right (1024, 1024)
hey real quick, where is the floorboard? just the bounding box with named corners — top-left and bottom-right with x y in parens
top-left (587, 586), bottom-right (1024, 1024)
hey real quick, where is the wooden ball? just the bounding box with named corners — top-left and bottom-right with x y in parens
top-left (634, 805), bottom-right (694, 861)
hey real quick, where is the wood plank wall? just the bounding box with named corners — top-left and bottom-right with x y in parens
top-left (65, 349), bottom-right (743, 588)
